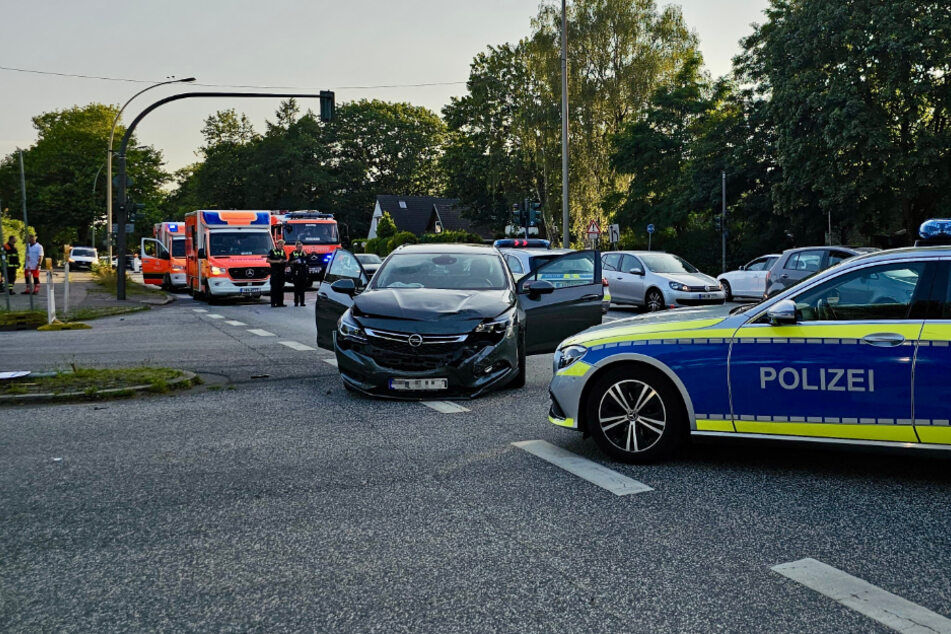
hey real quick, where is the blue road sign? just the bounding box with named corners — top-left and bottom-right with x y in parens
top-left (647, 224), bottom-right (655, 234)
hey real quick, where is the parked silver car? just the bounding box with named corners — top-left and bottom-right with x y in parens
top-left (764, 246), bottom-right (861, 297)
top-left (717, 253), bottom-right (780, 301)
top-left (601, 251), bottom-right (725, 311)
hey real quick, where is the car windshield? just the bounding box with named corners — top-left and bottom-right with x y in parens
top-left (372, 253), bottom-right (509, 290)
top-left (355, 253), bottom-right (381, 264)
top-left (283, 222), bottom-right (338, 245)
top-left (639, 253), bottom-right (699, 274)
top-left (208, 232), bottom-right (272, 256)
top-left (171, 239), bottom-right (186, 258)
top-left (71, 248), bottom-right (94, 257)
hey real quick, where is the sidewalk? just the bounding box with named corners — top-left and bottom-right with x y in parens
top-left (0, 269), bottom-right (173, 318)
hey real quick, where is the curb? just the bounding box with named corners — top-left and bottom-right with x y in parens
top-left (140, 293), bottom-right (177, 306)
top-left (0, 370), bottom-right (198, 405)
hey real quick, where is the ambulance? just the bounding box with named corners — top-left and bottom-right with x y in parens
top-left (140, 222), bottom-right (187, 289)
top-left (184, 210), bottom-right (274, 301)
top-left (270, 211), bottom-right (340, 285)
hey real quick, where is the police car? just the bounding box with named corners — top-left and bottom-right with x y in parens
top-left (548, 219), bottom-right (951, 462)
top-left (495, 239), bottom-right (611, 313)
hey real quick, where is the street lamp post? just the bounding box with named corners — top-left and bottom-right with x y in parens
top-left (115, 90), bottom-right (334, 300)
top-left (107, 77), bottom-right (195, 265)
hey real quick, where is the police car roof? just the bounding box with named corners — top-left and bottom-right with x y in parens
top-left (499, 247), bottom-right (572, 257)
top-left (394, 243), bottom-right (495, 255)
top-left (832, 244), bottom-right (951, 266)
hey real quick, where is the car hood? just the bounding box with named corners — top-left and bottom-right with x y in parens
top-left (561, 307), bottom-right (735, 348)
top-left (655, 272), bottom-right (719, 286)
top-left (352, 288), bottom-right (514, 330)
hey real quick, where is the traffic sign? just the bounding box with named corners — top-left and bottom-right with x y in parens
top-left (608, 224), bottom-right (620, 243)
top-left (647, 223), bottom-right (655, 234)
top-left (586, 219), bottom-right (602, 237)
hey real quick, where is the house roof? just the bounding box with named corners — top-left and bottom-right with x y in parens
top-left (375, 195), bottom-right (494, 240)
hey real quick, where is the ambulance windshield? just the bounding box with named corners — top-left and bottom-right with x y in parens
top-left (208, 232), bottom-right (272, 256)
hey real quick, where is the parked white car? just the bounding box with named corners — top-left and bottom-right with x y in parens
top-left (67, 246), bottom-right (98, 270)
top-left (717, 253), bottom-right (780, 301)
top-left (601, 251), bottom-right (725, 311)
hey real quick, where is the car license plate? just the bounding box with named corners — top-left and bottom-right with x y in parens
top-left (389, 378), bottom-right (448, 391)
top-left (239, 288), bottom-right (261, 296)
top-left (698, 293), bottom-right (714, 299)
top-left (309, 266), bottom-right (321, 274)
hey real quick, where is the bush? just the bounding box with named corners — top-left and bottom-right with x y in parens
top-left (376, 212), bottom-right (397, 239)
top-left (387, 231), bottom-right (417, 253)
top-left (364, 237), bottom-right (387, 257)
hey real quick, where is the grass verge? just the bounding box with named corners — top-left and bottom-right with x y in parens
top-left (0, 366), bottom-right (186, 398)
top-left (90, 267), bottom-right (165, 297)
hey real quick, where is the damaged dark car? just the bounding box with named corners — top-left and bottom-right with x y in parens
top-left (315, 244), bottom-right (603, 398)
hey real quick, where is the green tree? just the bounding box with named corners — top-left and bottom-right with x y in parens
top-left (738, 0), bottom-right (951, 242)
top-left (375, 211), bottom-right (397, 239)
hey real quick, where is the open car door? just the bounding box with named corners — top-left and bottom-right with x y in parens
top-left (315, 249), bottom-right (368, 350)
top-left (517, 250), bottom-right (602, 354)
top-left (140, 238), bottom-right (170, 287)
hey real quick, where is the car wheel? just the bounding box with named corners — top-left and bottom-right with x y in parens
top-left (721, 280), bottom-right (732, 301)
top-left (586, 366), bottom-right (686, 463)
top-left (645, 289), bottom-right (665, 312)
top-left (507, 332), bottom-right (527, 389)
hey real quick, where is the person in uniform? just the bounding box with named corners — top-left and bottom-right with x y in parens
top-left (288, 240), bottom-right (309, 307)
top-left (1, 235), bottom-right (19, 293)
top-left (267, 239), bottom-right (288, 307)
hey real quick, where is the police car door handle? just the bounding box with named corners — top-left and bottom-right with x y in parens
top-left (861, 332), bottom-right (905, 347)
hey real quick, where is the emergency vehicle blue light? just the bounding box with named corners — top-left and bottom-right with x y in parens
top-left (919, 219), bottom-right (951, 239)
top-left (167, 223), bottom-right (179, 232)
top-left (493, 239), bottom-right (550, 249)
top-left (322, 254), bottom-right (333, 262)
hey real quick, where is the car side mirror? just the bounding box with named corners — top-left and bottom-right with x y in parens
top-left (197, 248), bottom-right (206, 260)
top-left (162, 251), bottom-right (170, 260)
top-left (738, 265), bottom-right (746, 271)
top-left (628, 268), bottom-right (644, 276)
top-left (767, 299), bottom-right (798, 325)
top-left (522, 279), bottom-right (555, 299)
top-left (330, 279), bottom-right (357, 297)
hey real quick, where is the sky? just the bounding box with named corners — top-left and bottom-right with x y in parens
top-left (1, 0), bottom-right (770, 173)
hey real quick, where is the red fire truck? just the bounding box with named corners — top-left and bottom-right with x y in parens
top-left (270, 211), bottom-right (341, 284)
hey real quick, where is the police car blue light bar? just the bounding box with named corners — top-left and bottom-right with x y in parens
top-left (493, 239), bottom-right (550, 249)
top-left (919, 218), bottom-right (951, 239)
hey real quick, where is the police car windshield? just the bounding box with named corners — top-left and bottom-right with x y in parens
top-left (372, 253), bottom-right (509, 290)
top-left (640, 253), bottom-right (698, 274)
top-left (283, 223), bottom-right (338, 244)
top-left (171, 239), bottom-right (185, 258)
top-left (208, 232), bottom-right (272, 256)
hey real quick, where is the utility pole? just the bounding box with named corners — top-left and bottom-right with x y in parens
top-left (19, 151), bottom-right (33, 310)
top-left (0, 198), bottom-right (8, 310)
top-left (721, 170), bottom-right (727, 274)
top-left (560, 0), bottom-right (570, 249)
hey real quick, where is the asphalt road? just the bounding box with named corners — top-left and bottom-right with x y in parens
top-left (2, 289), bottom-right (949, 633)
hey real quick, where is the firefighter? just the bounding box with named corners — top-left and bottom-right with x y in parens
top-left (288, 240), bottom-right (309, 307)
top-left (1, 235), bottom-right (19, 293)
top-left (267, 239), bottom-right (287, 307)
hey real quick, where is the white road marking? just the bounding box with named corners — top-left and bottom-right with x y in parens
top-left (279, 341), bottom-right (317, 351)
top-left (323, 358), bottom-right (338, 367)
top-left (224, 320), bottom-right (246, 326)
top-left (512, 440), bottom-right (653, 496)
top-left (772, 558), bottom-right (951, 633)
top-left (206, 314), bottom-right (225, 319)
top-left (422, 401), bottom-right (470, 414)
top-left (247, 329), bottom-right (276, 337)
top-left (192, 308), bottom-right (207, 313)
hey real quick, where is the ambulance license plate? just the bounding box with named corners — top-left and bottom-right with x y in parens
top-left (239, 288), bottom-right (261, 296)
top-left (389, 378), bottom-right (448, 391)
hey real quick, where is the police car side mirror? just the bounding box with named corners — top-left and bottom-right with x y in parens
top-left (767, 299), bottom-right (798, 325)
top-left (330, 279), bottom-right (357, 297)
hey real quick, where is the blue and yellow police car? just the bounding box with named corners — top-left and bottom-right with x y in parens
top-left (548, 220), bottom-right (951, 462)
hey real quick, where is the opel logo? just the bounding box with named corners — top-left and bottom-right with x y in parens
top-left (408, 334), bottom-right (424, 348)
top-left (246, 268), bottom-right (255, 278)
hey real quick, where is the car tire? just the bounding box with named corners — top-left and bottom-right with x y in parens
top-left (507, 333), bottom-right (527, 389)
top-left (585, 365), bottom-right (686, 463)
top-left (645, 288), bottom-right (666, 312)
top-left (721, 280), bottom-right (732, 301)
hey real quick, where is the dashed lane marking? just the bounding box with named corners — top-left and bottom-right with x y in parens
top-left (224, 320), bottom-right (246, 326)
top-left (279, 341), bottom-right (317, 351)
top-left (512, 440), bottom-right (653, 496)
top-left (192, 308), bottom-right (207, 313)
top-left (422, 401), bottom-right (470, 414)
top-left (323, 358), bottom-right (338, 367)
top-left (247, 329), bottom-right (276, 337)
top-left (772, 558), bottom-right (951, 633)
top-left (207, 314), bottom-right (225, 319)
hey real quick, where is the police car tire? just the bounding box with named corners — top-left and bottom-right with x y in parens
top-left (586, 365), bottom-right (686, 463)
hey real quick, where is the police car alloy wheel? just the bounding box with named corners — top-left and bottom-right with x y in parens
top-left (585, 367), bottom-right (685, 463)
top-left (645, 289), bottom-right (665, 312)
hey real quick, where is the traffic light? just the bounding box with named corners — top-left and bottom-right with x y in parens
top-left (714, 216), bottom-right (722, 232)
top-left (319, 90), bottom-right (336, 122)
top-left (512, 203), bottom-right (526, 227)
top-left (126, 201), bottom-right (146, 223)
top-left (529, 201), bottom-right (541, 227)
